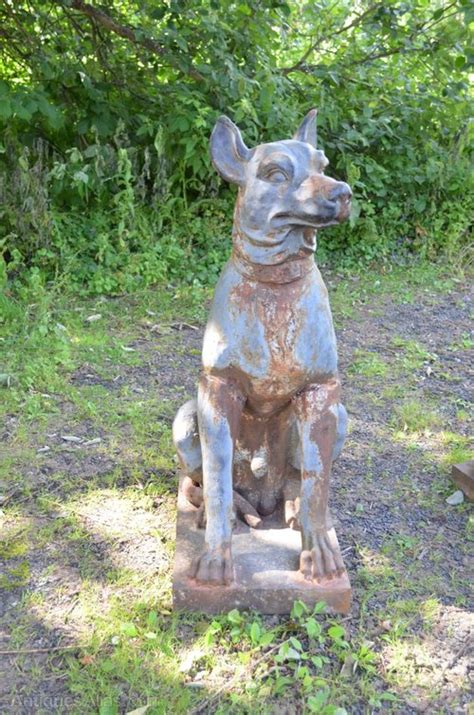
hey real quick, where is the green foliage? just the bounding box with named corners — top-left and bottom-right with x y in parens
top-left (0, 0), bottom-right (472, 293)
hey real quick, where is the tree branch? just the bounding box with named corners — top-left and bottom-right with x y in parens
top-left (281, 4), bottom-right (383, 75)
top-left (65, 0), bottom-right (204, 82)
top-left (280, 1), bottom-right (459, 77)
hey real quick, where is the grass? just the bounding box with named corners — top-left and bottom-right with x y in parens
top-left (0, 259), bottom-right (472, 713)
top-left (391, 400), bottom-right (442, 433)
top-left (390, 337), bottom-right (436, 372)
top-left (348, 349), bottom-right (388, 378)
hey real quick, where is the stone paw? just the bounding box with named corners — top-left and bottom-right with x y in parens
top-left (196, 494), bottom-right (258, 530)
top-left (191, 545), bottom-right (234, 586)
top-left (234, 491), bottom-right (262, 529)
top-left (299, 528), bottom-right (345, 582)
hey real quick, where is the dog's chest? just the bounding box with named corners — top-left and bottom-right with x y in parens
top-left (202, 262), bottom-right (338, 396)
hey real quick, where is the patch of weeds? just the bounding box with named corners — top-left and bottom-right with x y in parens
top-left (59, 597), bottom-right (391, 714)
top-left (0, 535), bottom-right (29, 559)
top-left (382, 534), bottom-right (420, 562)
top-left (0, 520), bottom-right (32, 581)
top-left (420, 598), bottom-right (441, 631)
top-left (391, 337), bottom-right (436, 372)
top-left (380, 637), bottom-right (442, 696)
top-left (356, 547), bottom-right (396, 585)
top-left (66, 383), bottom-right (112, 421)
top-left (438, 431), bottom-right (473, 465)
top-left (392, 288), bottom-right (416, 304)
top-left (391, 400), bottom-right (441, 433)
top-left (330, 283), bottom-right (357, 321)
top-left (348, 349), bottom-right (388, 378)
top-left (0, 455), bottom-right (34, 500)
top-left (0, 560), bottom-right (31, 590)
top-left (449, 331), bottom-right (474, 351)
top-left (381, 383), bottom-right (405, 400)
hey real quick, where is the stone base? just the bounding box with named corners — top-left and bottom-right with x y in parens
top-left (452, 460), bottom-right (474, 501)
top-left (172, 484), bottom-right (351, 615)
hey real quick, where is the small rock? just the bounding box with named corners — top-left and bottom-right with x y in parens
top-left (83, 437), bottom-right (102, 446)
top-left (37, 446), bottom-right (51, 453)
top-left (121, 345), bottom-right (136, 352)
top-left (446, 490), bottom-right (464, 506)
top-left (61, 435), bottom-right (83, 443)
top-left (85, 313), bottom-right (102, 323)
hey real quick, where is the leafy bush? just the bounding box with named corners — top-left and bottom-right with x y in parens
top-left (0, 1), bottom-right (472, 293)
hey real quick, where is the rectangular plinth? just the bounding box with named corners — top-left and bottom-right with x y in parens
top-left (452, 460), bottom-right (474, 501)
top-left (173, 487), bottom-right (351, 615)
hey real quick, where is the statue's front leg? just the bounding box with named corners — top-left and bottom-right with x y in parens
top-left (293, 379), bottom-right (346, 582)
top-left (191, 373), bottom-right (245, 585)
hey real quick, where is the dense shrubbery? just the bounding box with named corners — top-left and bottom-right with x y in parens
top-left (0, 0), bottom-right (472, 294)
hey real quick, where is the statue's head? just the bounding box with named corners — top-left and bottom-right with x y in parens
top-left (210, 110), bottom-right (352, 248)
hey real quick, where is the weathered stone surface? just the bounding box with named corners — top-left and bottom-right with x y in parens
top-left (173, 482), bottom-right (351, 614)
top-left (452, 460), bottom-right (474, 502)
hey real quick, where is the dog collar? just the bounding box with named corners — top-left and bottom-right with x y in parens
top-left (231, 250), bottom-right (315, 284)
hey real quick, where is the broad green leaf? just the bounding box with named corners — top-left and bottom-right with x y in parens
top-left (328, 624), bottom-right (345, 640)
top-left (307, 690), bottom-right (328, 712)
top-left (306, 618), bottom-right (322, 638)
top-left (249, 621), bottom-right (261, 644)
top-left (291, 599), bottom-right (308, 619)
top-left (0, 98), bottom-right (12, 120)
top-left (227, 608), bottom-right (242, 624)
top-left (120, 622), bottom-right (138, 637)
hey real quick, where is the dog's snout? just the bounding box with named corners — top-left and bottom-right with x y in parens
top-left (329, 183), bottom-right (352, 202)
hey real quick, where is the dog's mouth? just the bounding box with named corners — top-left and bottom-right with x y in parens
top-left (272, 199), bottom-right (351, 230)
top-left (272, 211), bottom-right (340, 229)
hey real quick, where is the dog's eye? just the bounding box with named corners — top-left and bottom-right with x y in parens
top-left (265, 169), bottom-right (287, 183)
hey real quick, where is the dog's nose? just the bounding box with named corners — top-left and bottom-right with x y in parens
top-left (329, 183), bottom-right (352, 202)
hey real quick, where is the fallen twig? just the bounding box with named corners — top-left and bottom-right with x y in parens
top-left (442, 639), bottom-right (471, 674)
top-left (170, 321), bottom-right (199, 331)
top-left (0, 644), bottom-right (80, 656)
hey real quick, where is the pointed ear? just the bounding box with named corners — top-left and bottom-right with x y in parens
top-left (210, 116), bottom-right (250, 185)
top-left (293, 108), bottom-right (317, 147)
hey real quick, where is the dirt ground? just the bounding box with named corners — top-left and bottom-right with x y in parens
top-left (0, 270), bottom-right (472, 714)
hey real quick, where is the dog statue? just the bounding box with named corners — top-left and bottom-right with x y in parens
top-left (173, 109), bottom-right (352, 588)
